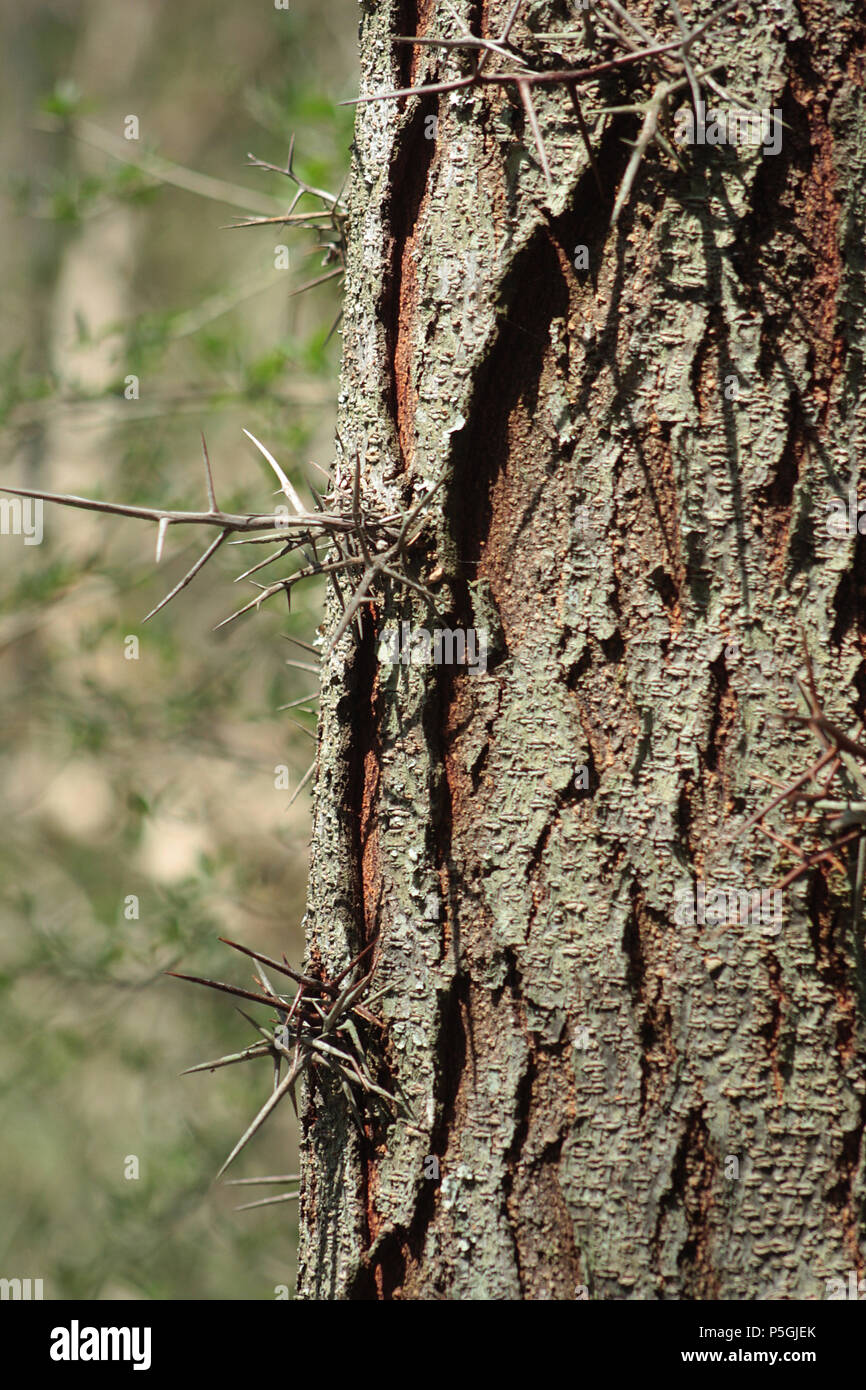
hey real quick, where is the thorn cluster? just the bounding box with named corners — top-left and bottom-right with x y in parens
top-left (1, 428), bottom-right (445, 654)
top-left (225, 136), bottom-right (347, 333)
top-left (347, 0), bottom-right (763, 222)
top-left (741, 633), bottom-right (866, 928)
top-left (171, 936), bottom-right (419, 1182)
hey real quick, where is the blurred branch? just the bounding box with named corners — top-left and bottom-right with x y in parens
top-left (34, 115), bottom-right (284, 215)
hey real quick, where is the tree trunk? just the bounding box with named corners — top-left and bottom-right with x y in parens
top-left (297, 0), bottom-right (866, 1300)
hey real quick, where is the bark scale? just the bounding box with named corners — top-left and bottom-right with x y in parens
top-left (297, 0), bottom-right (866, 1300)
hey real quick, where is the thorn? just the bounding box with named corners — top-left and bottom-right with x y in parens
top-left (213, 580), bottom-right (287, 629)
top-left (287, 761), bottom-right (316, 807)
top-left (280, 633), bottom-right (319, 655)
top-left (234, 1192), bottom-right (299, 1211)
top-left (610, 83), bottom-right (666, 229)
top-left (218, 937), bottom-right (336, 995)
top-left (329, 939), bottom-right (377, 989)
top-left (155, 516), bottom-right (170, 564)
top-left (566, 82), bottom-right (604, 198)
top-left (224, 1175), bottom-right (300, 1186)
top-left (242, 429), bottom-right (306, 515)
top-left (287, 268), bottom-right (344, 298)
top-left (166, 970), bottom-right (289, 1012)
top-left (517, 78), bottom-right (552, 189)
top-left (307, 458), bottom-right (335, 486)
top-left (285, 715), bottom-right (317, 741)
top-left (284, 657), bottom-right (321, 674)
top-left (143, 529), bottom-right (229, 623)
top-left (180, 1043), bottom-right (271, 1075)
top-left (277, 693), bottom-right (320, 711)
top-left (234, 543), bottom-right (292, 584)
top-left (215, 1053), bottom-right (306, 1180)
top-left (201, 432), bottom-right (218, 512)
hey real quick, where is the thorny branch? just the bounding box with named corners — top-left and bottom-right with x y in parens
top-left (347, 0), bottom-right (760, 219)
top-left (0, 428), bottom-right (444, 651)
top-left (225, 136), bottom-right (347, 324)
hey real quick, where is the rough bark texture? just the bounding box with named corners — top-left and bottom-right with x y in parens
top-left (297, 0), bottom-right (866, 1299)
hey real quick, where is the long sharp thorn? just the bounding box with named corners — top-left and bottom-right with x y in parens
top-left (288, 760), bottom-right (316, 807)
top-left (0, 483), bottom-right (306, 533)
top-left (567, 82), bottom-right (604, 197)
top-left (324, 308), bottom-right (343, 344)
top-left (329, 939), bottom-right (377, 988)
top-left (281, 632), bottom-right (319, 654)
top-left (396, 471), bottom-right (447, 544)
top-left (610, 85), bottom-right (665, 229)
top-left (215, 1053), bottom-right (306, 1180)
top-left (325, 566), bottom-right (375, 657)
top-left (180, 1043), bottom-right (271, 1075)
top-left (166, 970), bottom-right (288, 1011)
top-left (783, 714), bottom-right (866, 762)
top-left (155, 516), bottom-right (170, 563)
top-left (242, 428), bottom-right (306, 514)
top-left (234, 1192), bottom-right (300, 1211)
top-left (253, 959), bottom-right (278, 998)
top-left (341, 75), bottom-right (476, 107)
top-left (201, 432), bottom-right (218, 511)
top-left (285, 715), bottom-right (317, 741)
top-left (214, 582), bottom-right (286, 629)
top-left (341, 36), bottom-right (697, 108)
top-left (216, 556), bottom-right (359, 629)
top-left (234, 543), bottom-right (292, 583)
top-left (285, 658), bottom-right (320, 673)
top-left (736, 748), bottom-right (838, 839)
top-left (322, 973), bottom-right (373, 1033)
top-left (236, 1006), bottom-right (284, 1035)
top-left (288, 268), bottom-right (344, 297)
top-left (143, 528), bottom-right (229, 623)
top-left (307, 458), bottom-right (335, 486)
top-left (218, 937), bottom-right (337, 995)
top-left (518, 78), bottom-right (552, 189)
top-left (224, 1174), bottom-right (300, 1186)
top-left (277, 693), bottom-right (320, 711)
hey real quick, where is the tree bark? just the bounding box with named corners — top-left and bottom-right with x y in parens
top-left (297, 0), bottom-right (866, 1299)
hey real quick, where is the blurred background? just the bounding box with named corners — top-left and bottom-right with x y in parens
top-left (0, 0), bottom-right (355, 1298)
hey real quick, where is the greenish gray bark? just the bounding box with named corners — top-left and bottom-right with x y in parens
top-left (297, 0), bottom-right (866, 1299)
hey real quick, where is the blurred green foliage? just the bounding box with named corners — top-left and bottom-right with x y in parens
top-left (0, 0), bottom-right (355, 1299)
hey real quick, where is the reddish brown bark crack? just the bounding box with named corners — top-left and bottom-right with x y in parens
top-left (501, 950), bottom-right (584, 1299)
top-left (703, 647), bottom-right (738, 786)
top-left (757, 952), bottom-right (789, 1102)
top-left (382, 2), bottom-right (437, 473)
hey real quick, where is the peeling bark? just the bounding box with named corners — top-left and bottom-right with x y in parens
top-left (297, 0), bottom-right (866, 1299)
